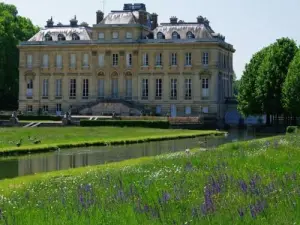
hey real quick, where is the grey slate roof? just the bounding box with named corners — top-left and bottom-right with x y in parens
top-left (100, 11), bottom-right (140, 25)
top-left (28, 27), bottom-right (92, 42)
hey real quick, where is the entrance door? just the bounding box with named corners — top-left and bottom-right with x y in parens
top-left (111, 79), bottom-right (118, 98)
top-left (170, 104), bottom-right (177, 117)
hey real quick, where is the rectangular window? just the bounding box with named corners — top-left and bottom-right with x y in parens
top-left (98, 32), bottom-right (104, 39)
top-left (98, 79), bottom-right (105, 98)
top-left (43, 105), bottom-right (48, 112)
top-left (155, 78), bottom-right (162, 99)
top-left (112, 54), bottom-right (118, 66)
top-left (223, 55), bottom-right (226, 68)
top-left (26, 79), bottom-right (33, 98)
top-left (142, 79), bottom-right (148, 99)
top-left (70, 54), bottom-right (76, 68)
top-left (202, 52), bottom-right (209, 65)
top-left (156, 53), bottom-right (162, 66)
top-left (55, 79), bottom-right (62, 98)
top-left (185, 52), bottom-right (192, 66)
top-left (42, 54), bottom-right (49, 68)
top-left (42, 79), bottom-right (49, 98)
top-left (202, 78), bottom-right (209, 97)
top-left (126, 53), bottom-right (132, 67)
top-left (170, 78), bottom-right (177, 99)
top-left (69, 79), bottom-right (76, 99)
top-left (83, 53), bottom-right (89, 67)
top-left (27, 105), bottom-right (33, 112)
top-left (142, 53), bottom-right (149, 66)
top-left (112, 31), bottom-right (119, 39)
top-left (171, 53), bottom-right (177, 66)
top-left (56, 55), bottom-right (62, 68)
top-left (126, 79), bottom-right (132, 98)
top-left (126, 32), bottom-right (132, 39)
top-left (56, 103), bottom-right (62, 112)
top-left (27, 54), bottom-right (33, 68)
top-left (82, 79), bottom-right (89, 99)
top-left (98, 54), bottom-right (104, 67)
top-left (185, 78), bottom-right (192, 100)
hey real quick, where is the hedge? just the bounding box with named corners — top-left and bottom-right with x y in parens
top-left (0, 115), bottom-right (62, 121)
top-left (286, 126), bottom-right (298, 133)
top-left (80, 120), bottom-right (170, 129)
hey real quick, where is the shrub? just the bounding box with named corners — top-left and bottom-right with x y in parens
top-left (80, 120), bottom-right (170, 129)
top-left (0, 115), bottom-right (62, 121)
top-left (168, 117), bottom-right (200, 124)
top-left (286, 126), bottom-right (298, 133)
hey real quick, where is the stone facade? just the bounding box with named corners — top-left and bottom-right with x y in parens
top-left (18, 3), bottom-right (235, 119)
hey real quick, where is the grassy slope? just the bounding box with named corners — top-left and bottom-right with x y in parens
top-left (0, 135), bottom-right (300, 224)
top-left (0, 127), bottom-right (221, 153)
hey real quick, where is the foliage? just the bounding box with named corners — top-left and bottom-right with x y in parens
top-left (1, 135), bottom-right (300, 224)
top-left (237, 47), bottom-right (270, 116)
top-left (255, 38), bottom-right (298, 115)
top-left (233, 79), bottom-right (240, 96)
top-left (286, 126), bottom-right (297, 133)
top-left (0, 115), bottom-right (61, 121)
top-left (282, 50), bottom-right (300, 115)
top-left (0, 3), bottom-right (39, 109)
top-left (80, 120), bottom-right (170, 128)
top-left (0, 127), bottom-right (221, 154)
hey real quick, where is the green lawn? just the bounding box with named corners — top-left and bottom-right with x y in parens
top-left (0, 127), bottom-right (221, 153)
top-left (0, 134), bottom-right (299, 224)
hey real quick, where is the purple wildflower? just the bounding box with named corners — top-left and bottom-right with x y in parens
top-left (239, 180), bottom-right (248, 193)
top-left (238, 208), bottom-right (245, 218)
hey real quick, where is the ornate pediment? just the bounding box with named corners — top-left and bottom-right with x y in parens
top-left (125, 71), bottom-right (132, 77)
top-left (199, 69), bottom-right (212, 76)
top-left (111, 71), bottom-right (118, 77)
top-left (97, 71), bottom-right (105, 76)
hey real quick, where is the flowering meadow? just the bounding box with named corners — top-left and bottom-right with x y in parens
top-left (0, 134), bottom-right (300, 224)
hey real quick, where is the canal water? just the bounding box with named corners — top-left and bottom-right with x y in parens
top-left (0, 129), bottom-right (263, 180)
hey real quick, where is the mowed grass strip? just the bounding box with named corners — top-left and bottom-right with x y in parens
top-left (0, 127), bottom-right (222, 153)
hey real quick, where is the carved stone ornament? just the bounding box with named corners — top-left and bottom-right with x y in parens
top-left (97, 71), bottom-right (105, 76)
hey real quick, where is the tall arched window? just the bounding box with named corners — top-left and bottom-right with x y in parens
top-left (57, 34), bottom-right (66, 41)
top-left (71, 33), bottom-right (80, 40)
top-left (186, 31), bottom-right (195, 39)
top-left (44, 33), bottom-right (52, 41)
top-left (157, 32), bottom-right (165, 39)
top-left (172, 31), bottom-right (180, 39)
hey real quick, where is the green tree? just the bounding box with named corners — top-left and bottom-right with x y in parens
top-left (233, 79), bottom-right (240, 96)
top-left (237, 47), bottom-right (270, 116)
top-left (282, 50), bottom-right (300, 116)
top-left (255, 38), bottom-right (298, 120)
top-left (0, 3), bottom-right (39, 109)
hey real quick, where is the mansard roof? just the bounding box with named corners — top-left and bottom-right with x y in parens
top-left (28, 26), bottom-right (92, 42)
top-left (99, 11), bottom-right (140, 25)
top-left (153, 17), bottom-right (225, 41)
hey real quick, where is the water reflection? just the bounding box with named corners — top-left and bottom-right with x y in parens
top-left (0, 129), bottom-right (264, 180)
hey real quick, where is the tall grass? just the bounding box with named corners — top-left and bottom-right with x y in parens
top-left (1, 134), bottom-right (300, 224)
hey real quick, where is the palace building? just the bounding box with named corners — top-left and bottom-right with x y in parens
top-left (18, 3), bottom-right (235, 118)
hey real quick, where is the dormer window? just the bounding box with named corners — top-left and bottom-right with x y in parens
top-left (44, 33), bottom-right (52, 41)
top-left (72, 33), bottom-right (80, 40)
top-left (57, 34), bottom-right (66, 41)
top-left (187, 32), bottom-right (195, 39)
top-left (172, 32), bottom-right (180, 39)
top-left (157, 32), bottom-right (165, 39)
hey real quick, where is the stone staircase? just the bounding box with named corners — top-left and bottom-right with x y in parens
top-left (71, 98), bottom-right (151, 116)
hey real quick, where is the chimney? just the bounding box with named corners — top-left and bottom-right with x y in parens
top-left (197, 15), bottom-right (204, 24)
top-left (170, 16), bottom-right (178, 24)
top-left (70, 15), bottom-right (78, 27)
top-left (96, 10), bottom-right (104, 24)
top-left (151, 13), bottom-right (158, 30)
top-left (138, 9), bottom-right (146, 25)
top-left (46, 17), bottom-right (54, 27)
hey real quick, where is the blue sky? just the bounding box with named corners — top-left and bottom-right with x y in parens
top-left (4, 0), bottom-right (300, 79)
